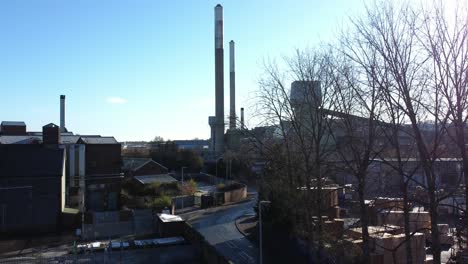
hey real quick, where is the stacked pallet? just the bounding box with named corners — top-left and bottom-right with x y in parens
top-left (347, 226), bottom-right (427, 264)
top-left (376, 210), bottom-right (431, 233)
top-left (373, 232), bottom-right (426, 264)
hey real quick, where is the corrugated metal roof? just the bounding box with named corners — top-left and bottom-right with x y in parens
top-left (1, 121), bottom-right (26, 126)
top-left (134, 174), bottom-right (178, 185)
top-left (0, 135), bottom-right (81, 144)
top-left (61, 135), bottom-right (80, 144)
top-left (0, 136), bottom-right (41, 144)
top-left (79, 136), bottom-right (119, 144)
top-left (0, 134), bottom-right (117, 145)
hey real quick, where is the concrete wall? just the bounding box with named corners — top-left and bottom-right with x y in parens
top-left (223, 185), bottom-right (247, 203)
top-left (172, 195), bottom-right (195, 209)
top-left (82, 209), bottom-right (157, 240)
top-left (183, 222), bottom-right (231, 264)
top-left (0, 177), bottom-right (63, 233)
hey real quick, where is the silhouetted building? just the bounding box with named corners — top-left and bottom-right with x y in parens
top-left (70, 136), bottom-right (123, 212)
top-left (0, 121), bottom-right (27, 136)
top-left (0, 144), bottom-right (65, 233)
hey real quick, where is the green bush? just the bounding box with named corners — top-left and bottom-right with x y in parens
top-left (149, 195), bottom-right (172, 209)
top-left (161, 182), bottom-right (181, 196)
top-left (145, 182), bottom-right (162, 196)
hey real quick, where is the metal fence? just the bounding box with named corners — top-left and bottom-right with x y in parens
top-left (0, 251), bottom-right (134, 264)
top-left (172, 195), bottom-right (195, 209)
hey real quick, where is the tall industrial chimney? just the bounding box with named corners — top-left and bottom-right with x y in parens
top-left (214, 4), bottom-right (225, 152)
top-left (60, 95), bottom-right (66, 133)
top-left (229, 40), bottom-right (236, 130)
top-left (241, 107), bottom-right (245, 129)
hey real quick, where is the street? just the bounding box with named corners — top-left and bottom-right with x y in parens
top-left (181, 199), bottom-right (258, 264)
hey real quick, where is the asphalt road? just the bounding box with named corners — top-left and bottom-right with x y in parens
top-left (181, 199), bottom-right (258, 264)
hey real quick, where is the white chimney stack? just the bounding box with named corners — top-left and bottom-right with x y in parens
top-left (229, 40), bottom-right (236, 130)
top-left (214, 4), bottom-right (225, 152)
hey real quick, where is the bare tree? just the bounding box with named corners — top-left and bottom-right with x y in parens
top-left (418, 1), bottom-right (468, 247)
top-left (255, 48), bottom-right (339, 262)
top-left (329, 30), bottom-right (388, 262)
top-left (347, 1), bottom-right (452, 262)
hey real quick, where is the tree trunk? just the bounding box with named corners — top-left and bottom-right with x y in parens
top-left (402, 183), bottom-right (413, 264)
top-left (358, 176), bottom-right (370, 263)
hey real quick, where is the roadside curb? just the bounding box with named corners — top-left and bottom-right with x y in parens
top-left (235, 215), bottom-right (256, 238)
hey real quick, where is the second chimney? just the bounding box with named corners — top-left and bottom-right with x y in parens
top-left (60, 95), bottom-right (66, 132)
top-left (229, 40), bottom-right (236, 130)
top-left (241, 107), bottom-right (245, 129)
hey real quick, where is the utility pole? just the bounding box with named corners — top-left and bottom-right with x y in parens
top-left (259, 200), bottom-right (271, 264)
top-left (181, 167), bottom-right (187, 209)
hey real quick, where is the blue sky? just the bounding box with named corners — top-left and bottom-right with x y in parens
top-left (0, 0), bottom-right (362, 141)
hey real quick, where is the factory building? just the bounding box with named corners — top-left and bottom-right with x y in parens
top-left (0, 95), bottom-right (123, 213)
top-left (0, 124), bottom-right (66, 233)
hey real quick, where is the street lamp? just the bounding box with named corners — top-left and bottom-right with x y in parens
top-left (181, 166), bottom-right (187, 209)
top-left (259, 200), bottom-right (271, 264)
top-left (215, 157), bottom-right (222, 180)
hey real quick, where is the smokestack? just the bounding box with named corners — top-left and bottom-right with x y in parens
top-left (60, 95), bottom-right (65, 133)
top-left (229, 40), bottom-right (236, 130)
top-left (214, 4), bottom-right (225, 152)
top-left (241, 107), bottom-right (245, 129)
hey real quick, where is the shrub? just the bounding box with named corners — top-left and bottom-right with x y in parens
top-left (162, 182), bottom-right (182, 196)
top-left (145, 182), bottom-right (162, 196)
top-left (149, 195), bottom-right (172, 209)
top-left (216, 183), bottom-right (226, 190)
top-left (181, 179), bottom-right (198, 195)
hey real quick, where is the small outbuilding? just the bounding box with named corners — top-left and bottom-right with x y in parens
top-left (156, 213), bottom-right (185, 237)
top-left (122, 157), bottom-right (169, 177)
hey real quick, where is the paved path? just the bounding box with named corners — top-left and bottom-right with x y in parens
top-left (181, 199), bottom-right (258, 264)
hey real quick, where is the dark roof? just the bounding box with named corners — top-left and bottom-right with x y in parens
top-left (43, 123), bottom-right (59, 128)
top-left (122, 157), bottom-right (152, 171)
top-left (122, 157), bottom-right (168, 172)
top-left (61, 135), bottom-right (81, 144)
top-left (134, 174), bottom-right (178, 185)
top-left (0, 145), bottom-right (64, 178)
top-left (1, 121), bottom-right (26, 126)
top-left (0, 136), bottom-right (41, 144)
top-left (0, 135), bottom-right (110, 144)
top-left (78, 136), bottom-right (119, 144)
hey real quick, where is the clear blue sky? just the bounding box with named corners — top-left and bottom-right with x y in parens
top-left (0, 0), bottom-right (362, 141)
